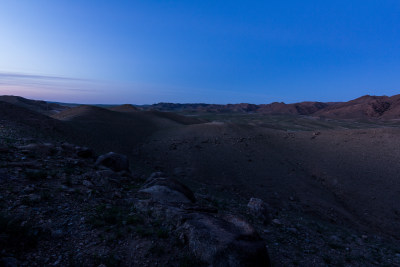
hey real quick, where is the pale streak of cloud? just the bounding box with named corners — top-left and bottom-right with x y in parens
top-left (0, 71), bottom-right (95, 91)
top-left (0, 71), bottom-right (273, 104)
top-left (0, 71), bottom-right (107, 103)
top-left (0, 72), bottom-right (88, 82)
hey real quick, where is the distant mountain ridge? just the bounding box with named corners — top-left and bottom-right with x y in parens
top-left (146, 101), bottom-right (334, 115)
top-left (2, 94), bottom-right (400, 119)
top-left (147, 94), bottom-right (400, 119)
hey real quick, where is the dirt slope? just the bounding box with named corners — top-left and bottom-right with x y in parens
top-left (0, 101), bottom-right (72, 139)
top-left (286, 128), bottom-right (400, 237)
top-left (135, 122), bottom-right (400, 240)
top-left (0, 95), bottom-right (69, 115)
top-left (52, 105), bottom-right (204, 155)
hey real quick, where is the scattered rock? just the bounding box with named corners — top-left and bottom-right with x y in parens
top-left (142, 176), bottom-right (196, 203)
top-left (28, 193), bottom-right (41, 202)
top-left (173, 167), bottom-right (185, 177)
top-left (82, 180), bottom-right (93, 187)
top-left (17, 143), bottom-right (55, 156)
top-left (61, 143), bottom-right (75, 151)
top-left (0, 257), bottom-right (18, 267)
top-left (76, 146), bottom-right (94, 158)
top-left (146, 171), bottom-right (164, 181)
top-left (272, 219), bottom-right (282, 226)
top-left (247, 198), bottom-right (270, 224)
top-left (0, 145), bottom-right (10, 153)
top-left (0, 171), bottom-right (12, 184)
top-left (330, 235), bottom-right (341, 243)
top-left (136, 174), bottom-right (271, 266)
top-left (139, 185), bottom-right (193, 203)
top-left (179, 213), bottom-right (271, 267)
top-left (287, 227), bottom-right (298, 234)
top-left (84, 169), bottom-right (122, 189)
top-left (95, 152), bottom-right (130, 172)
top-left (51, 229), bottom-right (64, 238)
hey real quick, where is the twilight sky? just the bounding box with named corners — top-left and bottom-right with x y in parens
top-left (0, 0), bottom-right (399, 104)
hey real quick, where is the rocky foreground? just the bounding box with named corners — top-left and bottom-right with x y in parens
top-left (1, 122), bottom-right (400, 266)
top-left (0, 135), bottom-right (271, 266)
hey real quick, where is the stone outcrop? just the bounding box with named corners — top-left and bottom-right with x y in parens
top-left (95, 152), bottom-right (130, 172)
top-left (136, 173), bottom-right (271, 267)
top-left (139, 173), bottom-right (196, 203)
top-left (247, 197), bottom-right (271, 224)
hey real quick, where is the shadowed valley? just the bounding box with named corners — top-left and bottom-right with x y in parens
top-left (1, 95), bottom-right (400, 266)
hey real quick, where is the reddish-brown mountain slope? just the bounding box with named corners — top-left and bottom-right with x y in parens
top-left (147, 101), bottom-right (331, 115)
top-left (314, 95), bottom-right (397, 119)
top-left (258, 101), bottom-right (330, 115)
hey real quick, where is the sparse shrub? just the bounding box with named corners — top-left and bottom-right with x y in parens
top-left (103, 206), bottom-right (124, 225)
top-left (135, 226), bottom-right (154, 237)
top-left (65, 175), bottom-right (73, 186)
top-left (344, 255), bottom-right (353, 263)
top-left (148, 244), bottom-right (165, 256)
top-left (49, 147), bottom-right (57, 156)
top-left (328, 242), bottom-right (344, 250)
top-left (292, 260), bottom-right (300, 266)
top-left (67, 252), bottom-right (84, 267)
top-left (21, 196), bottom-right (37, 206)
top-left (323, 255), bottom-right (332, 264)
top-left (92, 253), bottom-right (121, 267)
top-left (178, 254), bottom-right (206, 267)
top-left (40, 190), bottom-right (52, 201)
top-left (25, 170), bottom-right (47, 180)
top-left (87, 204), bottom-right (140, 230)
top-left (0, 213), bottom-right (41, 252)
top-left (126, 214), bottom-right (144, 225)
top-left (156, 227), bottom-right (169, 239)
top-left (210, 198), bottom-right (227, 210)
top-left (136, 226), bottom-right (151, 237)
top-left (63, 166), bottom-right (75, 176)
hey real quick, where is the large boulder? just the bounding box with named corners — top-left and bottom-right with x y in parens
top-left (80, 169), bottom-right (128, 191)
top-left (17, 143), bottom-right (56, 156)
top-left (75, 146), bottom-right (94, 158)
top-left (139, 185), bottom-right (193, 204)
top-left (95, 152), bottom-right (129, 172)
top-left (0, 257), bottom-right (18, 267)
top-left (247, 197), bottom-right (270, 224)
top-left (135, 173), bottom-right (271, 266)
top-left (179, 213), bottom-right (271, 267)
top-left (139, 175), bottom-right (196, 203)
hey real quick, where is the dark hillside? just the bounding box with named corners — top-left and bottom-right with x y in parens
top-left (0, 95), bottom-right (69, 115)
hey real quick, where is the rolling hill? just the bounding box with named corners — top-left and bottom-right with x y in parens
top-left (0, 95), bottom-right (69, 115)
top-left (52, 105), bottom-right (204, 155)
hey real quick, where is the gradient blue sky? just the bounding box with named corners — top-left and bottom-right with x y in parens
top-left (0, 0), bottom-right (399, 104)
